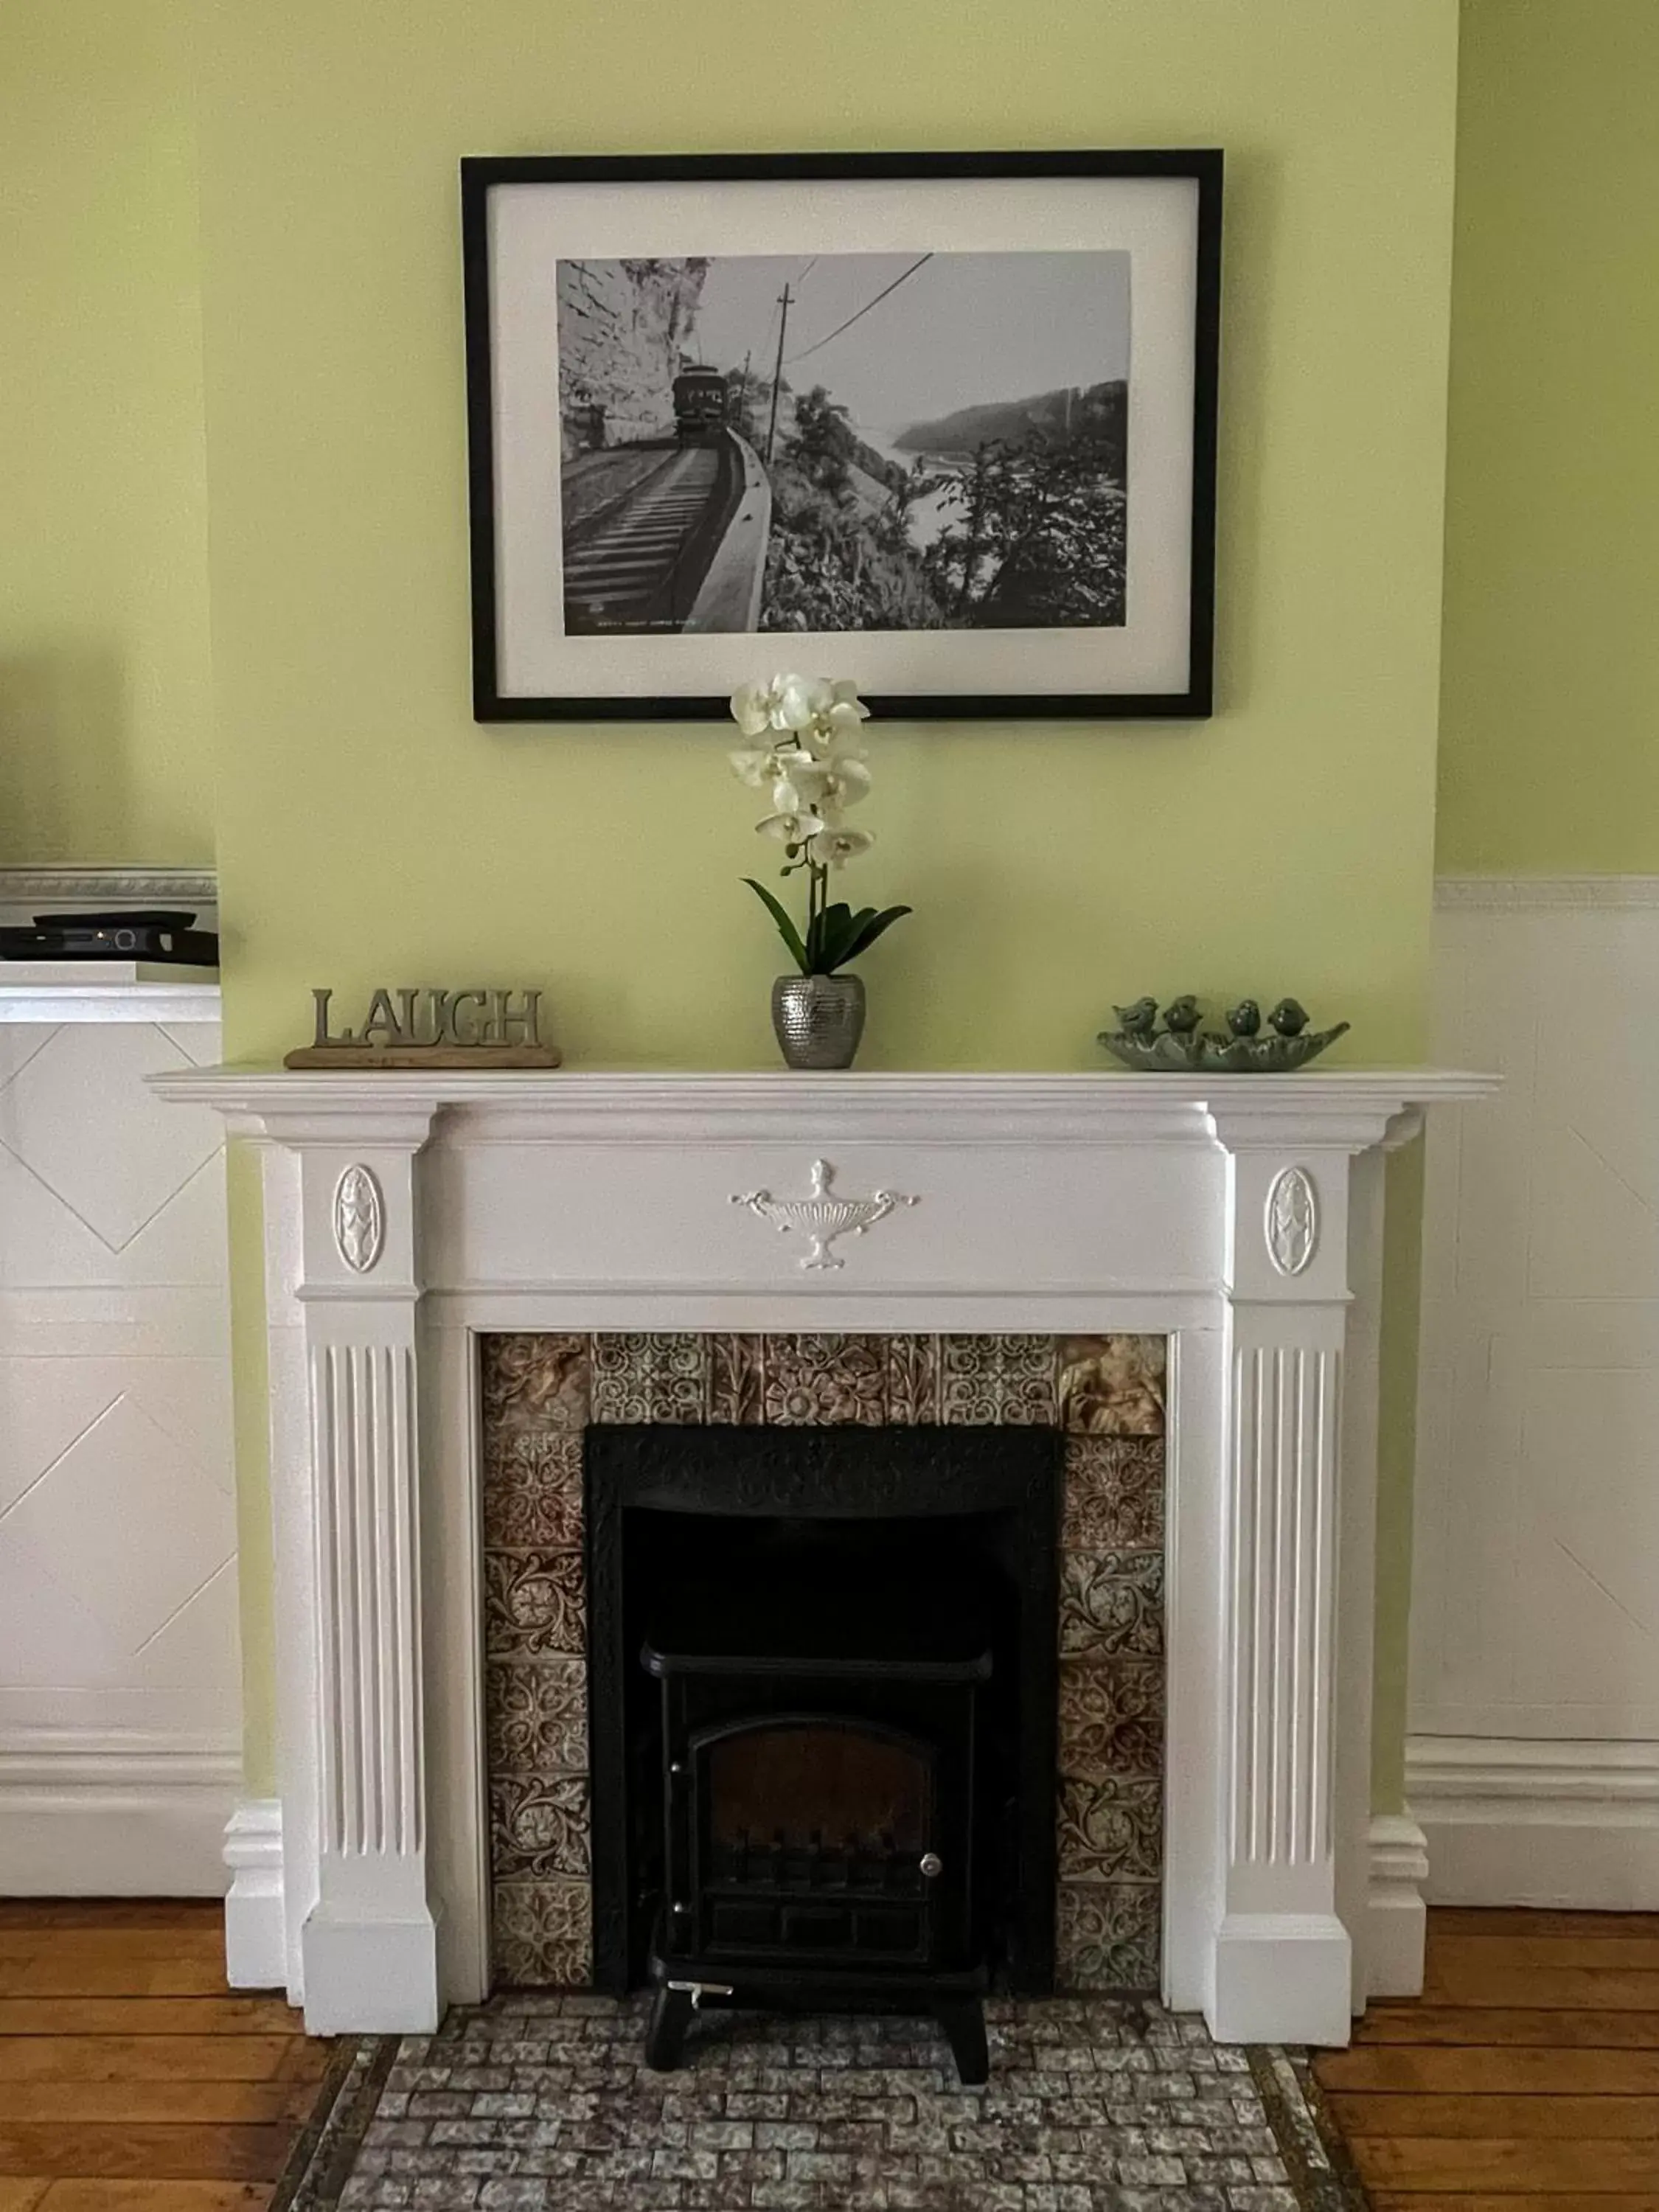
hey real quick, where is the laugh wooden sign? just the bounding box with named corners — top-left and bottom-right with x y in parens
top-left (284, 986), bottom-right (561, 1068)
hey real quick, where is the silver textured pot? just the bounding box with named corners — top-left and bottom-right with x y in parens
top-left (771, 972), bottom-right (866, 1069)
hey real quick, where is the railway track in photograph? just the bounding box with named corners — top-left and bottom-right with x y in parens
top-left (561, 445), bottom-right (726, 633)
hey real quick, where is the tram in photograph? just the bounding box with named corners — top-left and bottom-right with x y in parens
top-left (672, 367), bottom-right (728, 444)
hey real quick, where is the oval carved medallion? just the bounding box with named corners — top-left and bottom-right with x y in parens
top-left (333, 1163), bottom-right (385, 1274)
top-left (1265, 1165), bottom-right (1318, 1278)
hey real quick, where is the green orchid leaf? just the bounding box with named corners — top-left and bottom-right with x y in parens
top-left (742, 877), bottom-right (809, 973)
top-left (838, 904), bottom-right (914, 965)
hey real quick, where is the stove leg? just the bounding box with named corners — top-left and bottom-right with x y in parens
top-left (936, 1997), bottom-right (990, 2086)
top-left (645, 1983), bottom-right (695, 2072)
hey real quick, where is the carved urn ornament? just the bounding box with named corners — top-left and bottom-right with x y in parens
top-left (728, 674), bottom-right (911, 1070)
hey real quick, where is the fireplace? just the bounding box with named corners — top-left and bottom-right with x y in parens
top-left (151, 1066), bottom-right (1498, 2045)
top-left (481, 1329), bottom-right (1165, 2014)
top-left (583, 1420), bottom-right (1063, 2079)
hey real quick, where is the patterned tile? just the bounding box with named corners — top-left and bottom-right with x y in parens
top-left (590, 1332), bottom-right (710, 1424)
top-left (883, 1330), bottom-right (942, 1424)
top-left (1057, 1773), bottom-right (1163, 1882)
top-left (1057, 1332), bottom-right (1166, 1435)
top-left (1062, 1433), bottom-right (1164, 1551)
top-left (939, 1333), bottom-right (1057, 1425)
top-left (483, 1548), bottom-right (585, 1658)
top-left (708, 1331), bottom-right (763, 1423)
top-left (1058, 1548), bottom-right (1165, 1658)
top-left (1056, 1879), bottom-right (1163, 1992)
top-left (477, 1329), bottom-right (1169, 2008)
top-left (480, 1331), bottom-right (590, 1434)
top-left (757, 1333), bottom-right (891, 1425)
top-left (491, 1878), bottom-right (593, 1989)
top-left (280, 1990), bottom-right (1360, 2211)
top-left (490, 1771), bottom-right (592, 1879)
top-left (1057, 1655), bottom-right (1164, 1777)
top-left (481, 1430), bottom-right (585, 1549)
top-left (486, 1657), bottom-right (588, 1775)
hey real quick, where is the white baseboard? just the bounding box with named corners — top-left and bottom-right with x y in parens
top-left (1408, 1736), bottom-right (1659, 1908)
top-left (0, 1734), bottom-right (240, 1895)
top-left (223, 1798), bottom-right (285, 1988)
top-left (1434, 873), bottom-right (1659, 910)
top-left (1365, 1812), bottom-right (1428, 1998)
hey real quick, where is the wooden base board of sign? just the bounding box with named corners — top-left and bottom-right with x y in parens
top-left (282, 1043), bottom-right (563, 1069)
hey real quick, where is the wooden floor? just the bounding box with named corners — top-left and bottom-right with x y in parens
top-left (1318, 1907), bottom-right (1659, 2210)
top-left (0, 1901), bottom-right (324, 2211)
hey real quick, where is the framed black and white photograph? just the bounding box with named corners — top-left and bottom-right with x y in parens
top-left (462, 150), bottom-right (1221, 722)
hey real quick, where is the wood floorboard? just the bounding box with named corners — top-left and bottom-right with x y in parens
top-left (24, 2189), bottom-right (271, 2211)
top-left (1371, 2199), bottom-right (1659, 2212)
top-left (1357, 2006), bottom-right (1659, 2048)
top-left (0, 2037), bottom-right (317, 2084)
top-left (0, 2000), bottom-right (302, 2039)
top-left (1321, 2045), bottom-right (1659, 2094)
top-left (1331, 2093), bottom-right (1659, 2139)
top-left (0, 1904), bottom-right (318, 2203)
top-left (1319, 1907), bottom-right (1659, 2205)
top-left (1351, 2140), bottom-right (1659, 2192)
top-left (1427, 1910), bottom-right (1659, 1941)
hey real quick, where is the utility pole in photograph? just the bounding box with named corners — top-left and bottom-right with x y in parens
top-left (765, 284), bottom-right (793, 462)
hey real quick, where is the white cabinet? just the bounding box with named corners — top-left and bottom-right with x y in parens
top-left (0, 965), bottom-right (237, 1892)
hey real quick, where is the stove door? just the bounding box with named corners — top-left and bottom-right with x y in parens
top-left (686, 1714), bottom-right (950, 1966)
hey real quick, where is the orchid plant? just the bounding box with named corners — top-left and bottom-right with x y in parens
top-left (728, 674), bottom-right (911, 977)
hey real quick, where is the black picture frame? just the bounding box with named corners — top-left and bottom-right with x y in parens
top-left (462, 148), bottom-right (1222, 723)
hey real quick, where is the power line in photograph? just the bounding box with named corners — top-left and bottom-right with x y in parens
top-left (785, 253), bottom-right (934, 366)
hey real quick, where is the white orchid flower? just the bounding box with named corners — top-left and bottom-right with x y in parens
top-left (729, 682), bottom-right (776, 738)
top-left (821, 757), bottom-right (872, 807)
top-left (756, 809), bottom-right (828, 845)
top-left (827, 679), bottom-right (870, 720)
top-left (810, 825), bottom-right (874, 868)
top-left (771, 752), bottom-right (836, 813)
top-left (771, 674), bottom-right (833, 732)
top-left (794, 717), bottom-right (869, 765)
top-left (729, 745), bottom-right (783, 787)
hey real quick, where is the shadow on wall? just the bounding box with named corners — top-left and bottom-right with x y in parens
top-left (0, 648), bottom-right (131, 861)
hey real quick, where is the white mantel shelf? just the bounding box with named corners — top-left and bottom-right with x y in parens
top-left (156, 1061), bottom-right (1495, 2047)
top-left (150, 1065), bottom-right (1495, 1134)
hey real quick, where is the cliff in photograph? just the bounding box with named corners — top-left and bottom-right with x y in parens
top-left (556, 257), bottom-right (708, 457)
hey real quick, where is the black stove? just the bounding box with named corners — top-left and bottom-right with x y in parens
top-left (584, 1424), bottom-right (1061, 2082)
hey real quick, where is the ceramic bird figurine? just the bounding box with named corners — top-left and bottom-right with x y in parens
top-left (1113, 996), bottom-right (1159, 1036)
top-left (1268, 997), bottom-right (1310, 1037)
top-left (1225, 999), bottom-right (1261, 1037)
top-left (1161, 995), bottom-right (1203, 1034)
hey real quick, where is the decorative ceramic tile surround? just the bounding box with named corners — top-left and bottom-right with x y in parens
top-left (481, 1332), bottom-right (1167, 1997)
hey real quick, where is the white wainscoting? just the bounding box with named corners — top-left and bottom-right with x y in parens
top-left (1411, 877), bottom-right (1659, 1906)
top-left (0, 878), bottom-right (237, 1893)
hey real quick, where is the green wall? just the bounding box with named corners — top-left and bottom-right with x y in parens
top-left (196, 0), bottom-right (1456, 1077)
top-left (0, 1), bottom-right (215, 866)
top-left (189, 0), bottom-right (1460, 1798)
top-left (5, 0), bottom-right (1464, 1809)
top-left (1438, 0), bottom-right (1659, 873)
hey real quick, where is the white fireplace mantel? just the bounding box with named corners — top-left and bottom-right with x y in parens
top-left (152, 1065), bottom-right (1496, 2046)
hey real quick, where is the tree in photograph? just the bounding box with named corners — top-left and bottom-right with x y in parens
top-left (926, 426), bottom-right (1127, 628)
top-left (787, 384), bottom-right (855, 501)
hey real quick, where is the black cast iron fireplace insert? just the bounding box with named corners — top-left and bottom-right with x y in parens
top-left (585, 1425), bottom-right (1062, 2082)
